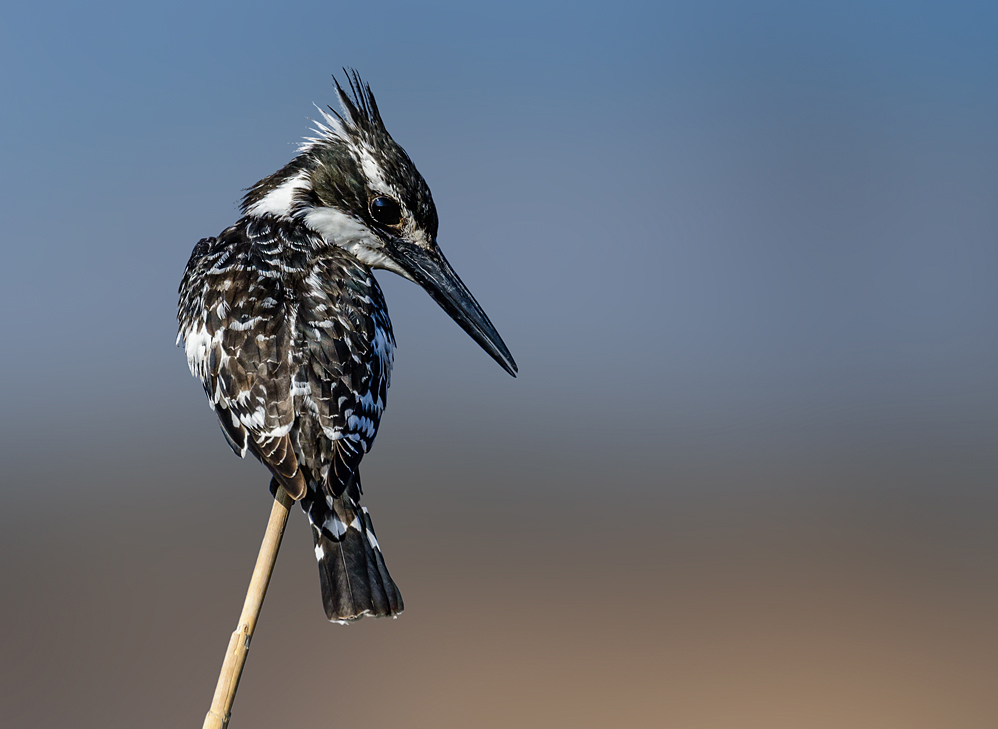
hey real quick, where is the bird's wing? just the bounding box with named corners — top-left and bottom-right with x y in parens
top-left (178, 221), bottom-right (307, 499)
top-left (295, 252), bottom-right (394, 503)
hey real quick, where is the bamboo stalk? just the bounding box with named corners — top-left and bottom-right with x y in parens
top-left (202, 486), bottom-right (294, 729)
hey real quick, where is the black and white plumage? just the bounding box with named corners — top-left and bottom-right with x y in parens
top-left (178, 72), bottom-right (516, 623)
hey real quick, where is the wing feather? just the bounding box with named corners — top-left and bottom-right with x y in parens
top-left (178, 221), bottom-right (307, 499)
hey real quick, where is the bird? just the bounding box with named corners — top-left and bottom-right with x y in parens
top-left (177, 71), bottom-right (516, 623)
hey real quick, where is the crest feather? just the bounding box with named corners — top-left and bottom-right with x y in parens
top-left (301, 69), bottom-right (387, 151)
top-left (334, 68), bottom-right (383, 131)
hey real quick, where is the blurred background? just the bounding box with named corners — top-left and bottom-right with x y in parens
top-left (1, 1), bottom-right (996, 727)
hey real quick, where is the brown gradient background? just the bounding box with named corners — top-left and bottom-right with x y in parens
top-left (2, 2), bottom-right (997, 727)
top-left (3, 428), bottom-right (997, 728)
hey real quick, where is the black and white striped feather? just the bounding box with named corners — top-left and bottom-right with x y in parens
top-left (178, 214), bottom-right (402, 621)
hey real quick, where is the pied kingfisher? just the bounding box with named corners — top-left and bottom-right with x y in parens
top-left (178, 71), bottom-right (516, 623)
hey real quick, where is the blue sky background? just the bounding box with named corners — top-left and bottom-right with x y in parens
top-left (1, 1), bottom-right (995, 460)
top-left (1, 2), bottom-right (997, 727)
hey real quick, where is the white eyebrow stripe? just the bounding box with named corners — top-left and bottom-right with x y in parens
top-left (246, 172), bottom-right (310, 218)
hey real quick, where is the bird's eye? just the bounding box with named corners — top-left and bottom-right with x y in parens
top-left (370, 196), bottom-right (403, 227)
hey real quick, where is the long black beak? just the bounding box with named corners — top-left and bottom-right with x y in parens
top-left (390, 239), bottom-right (517, 376)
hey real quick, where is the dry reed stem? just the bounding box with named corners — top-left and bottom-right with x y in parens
top-left (202, 485), bottom-right (294, 729)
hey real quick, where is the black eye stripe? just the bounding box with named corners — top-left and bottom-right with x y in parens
top-left (370, 196), bottom-right (403, 227)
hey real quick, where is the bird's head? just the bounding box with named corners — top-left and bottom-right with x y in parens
top-left (243, 71), bottom-right (516, 377)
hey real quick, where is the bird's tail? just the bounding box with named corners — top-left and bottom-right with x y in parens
top-left (300, 486), bottom-right (403, 623)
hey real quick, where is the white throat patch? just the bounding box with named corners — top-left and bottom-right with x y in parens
top-left (303, 207), bottom-right (413, 280)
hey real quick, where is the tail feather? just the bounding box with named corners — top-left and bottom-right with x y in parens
top-left (303, 486), bottom-right (402, 622)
